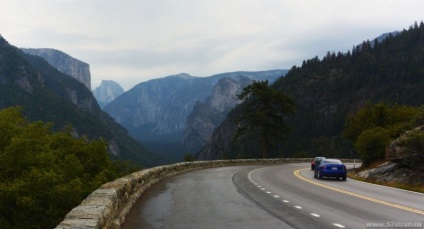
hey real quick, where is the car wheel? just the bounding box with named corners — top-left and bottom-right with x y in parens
top-left (342, 176), bottom-right (347, 181)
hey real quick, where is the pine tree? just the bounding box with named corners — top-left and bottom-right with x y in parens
top-left (234, 81), bottom-right (295, 158)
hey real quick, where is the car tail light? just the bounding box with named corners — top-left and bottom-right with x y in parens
top-left (343, 165), bottom-right (347, 170)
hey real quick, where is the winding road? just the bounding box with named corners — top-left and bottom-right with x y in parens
top-left (123, 163), bottom-right (424, 229)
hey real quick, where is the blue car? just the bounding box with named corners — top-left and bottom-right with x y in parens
top-left (314, 159), bottom-right (347, 181)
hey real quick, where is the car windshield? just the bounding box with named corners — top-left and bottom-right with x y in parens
top-left (322, 159), bottom-right (342, 164)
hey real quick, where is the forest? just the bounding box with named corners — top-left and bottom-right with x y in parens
top-left (0, 107), bottom-right (139, 229)
top-left (223, 21), bottom-right (424, 160)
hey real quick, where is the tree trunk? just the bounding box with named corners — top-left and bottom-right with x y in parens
top-left (262, 140), bottom-right (269, 158)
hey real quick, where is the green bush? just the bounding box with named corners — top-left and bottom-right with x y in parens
top-left (355, 127), bottom-right (391, 166)
top-left (184, 153), bottom-right (194, 162)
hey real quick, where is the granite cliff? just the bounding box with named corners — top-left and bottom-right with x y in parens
top-left (93, 80), bottom-right (124, 108)
top-left (21, 48), bottom-right (91, 89)
top-left (183, 77), bottom-right (253, 153)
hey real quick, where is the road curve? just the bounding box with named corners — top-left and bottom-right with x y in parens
top-left (123, 163), bottom-right (424, 229)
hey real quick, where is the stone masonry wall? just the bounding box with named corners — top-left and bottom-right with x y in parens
top-left (55, 158), bottom-right (358, 229)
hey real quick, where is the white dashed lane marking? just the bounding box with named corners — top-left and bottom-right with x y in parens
top-left (248, 167), bottom-right (346, 229)
top-left (333, 223), bottom-right (345, 228)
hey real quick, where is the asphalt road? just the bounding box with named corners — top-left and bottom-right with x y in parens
top-left (123, 163), bottom-right (424, 229)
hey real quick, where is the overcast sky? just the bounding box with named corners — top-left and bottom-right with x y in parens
top-left (1, 0), bottom-right (423, 90)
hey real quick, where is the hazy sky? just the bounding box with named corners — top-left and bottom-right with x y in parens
top-left (1, 0), bottom-right (423, 90)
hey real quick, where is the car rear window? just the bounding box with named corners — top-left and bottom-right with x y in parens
top-left (322, 159), bottom-right (342, 164)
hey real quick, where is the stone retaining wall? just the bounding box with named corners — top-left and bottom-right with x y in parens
top-left (55, 158), bottom-right (359, 229)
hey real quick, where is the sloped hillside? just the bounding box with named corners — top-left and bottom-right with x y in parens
top-left (0, 35), bottom-right (160, 167)
top-left (198, 22), bottom-right (424, 160)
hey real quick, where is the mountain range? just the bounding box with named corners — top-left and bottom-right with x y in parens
top-left (5, 34), bottom-right (288, 165)
top-left (0, 35), bottom-right (160, 167)
top-left (103, 70), bottom-right (287, 162)
top-left (5, 23), bottom-right (421, 166)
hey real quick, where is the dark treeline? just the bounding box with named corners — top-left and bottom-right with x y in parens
top-left (224, 21), bottom-right (424, 159)
top-left (273, 21), bottom-right (424, 158)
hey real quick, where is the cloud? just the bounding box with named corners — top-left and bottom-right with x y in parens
top-left (1, 0), bottom-right (424, 90)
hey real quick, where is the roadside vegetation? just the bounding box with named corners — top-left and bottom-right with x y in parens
top-left (343, 102), bottom-right (424, 166)
top-left (0, 107), bottom-right (140, 229)
top-left (343, 103), bottom-right (424, 191)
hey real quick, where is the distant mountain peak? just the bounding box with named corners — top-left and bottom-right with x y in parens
top-left (166, 73), bottom-right (194, 79)
top-left (93, 80), bottom-right (124, 108)
top-left (355, 31), bottom-right (400, 51)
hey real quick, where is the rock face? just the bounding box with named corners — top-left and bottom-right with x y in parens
top-left (356, 127), bottom-right (424, 186)
top-left (195, 113), bottom-right (239, 160)
top-left (93, 80), bottom-right (124, 108)
top-left (356, 160), bottom-right (424, 186)
top-left (105, 73), bottom-right (209, 138)
top-left (21, 48), bottom-right (91, 89)
top-left (104, 70), bottom-right (287, 159)
top-left (183, 77), bottom-right (252, 153)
